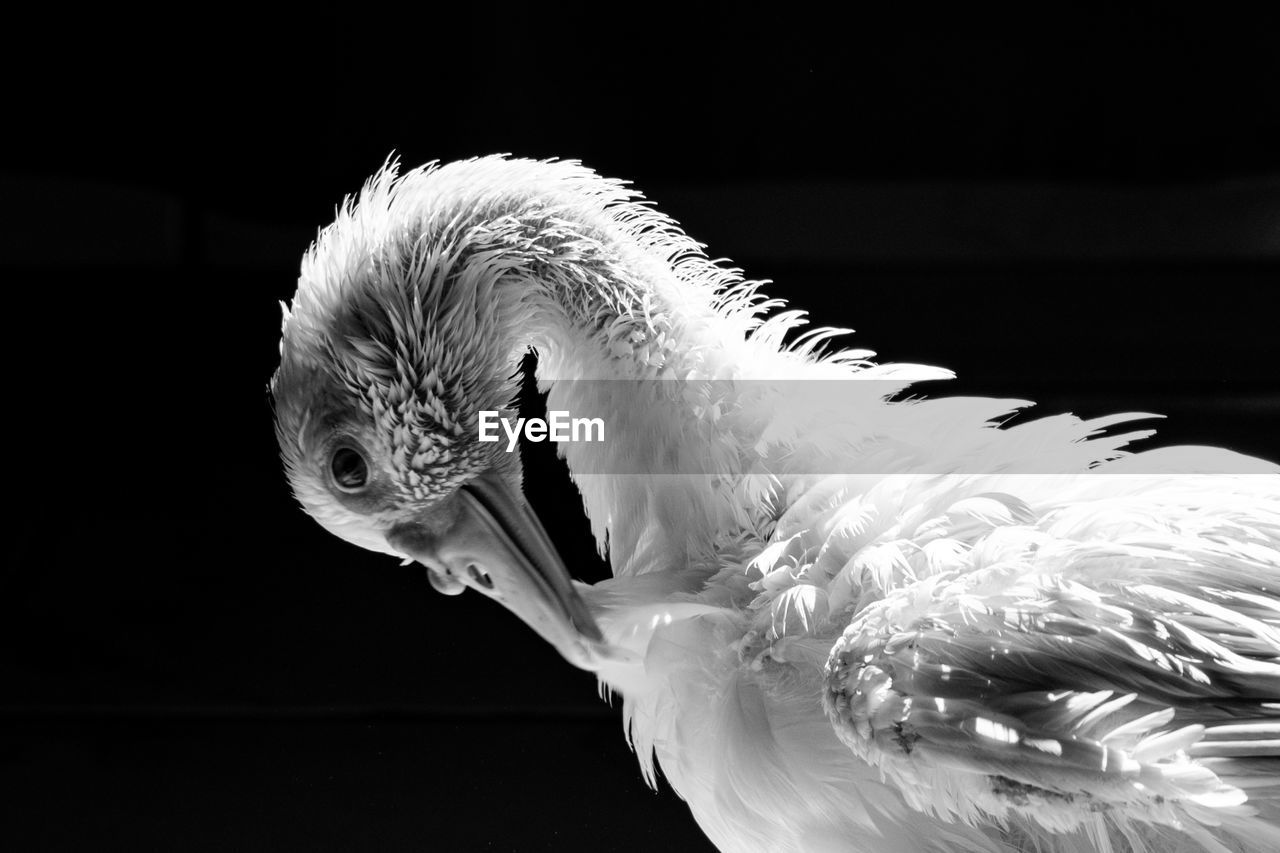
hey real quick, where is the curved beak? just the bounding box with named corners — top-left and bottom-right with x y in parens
top-left (386, 471), bottom-right (606, 669)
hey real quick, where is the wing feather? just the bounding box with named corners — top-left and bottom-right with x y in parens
top-left (824, 547), bottom-right (1280, 848)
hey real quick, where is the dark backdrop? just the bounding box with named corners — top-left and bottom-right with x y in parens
top-left (3, 10), bottom-right (1278, 852)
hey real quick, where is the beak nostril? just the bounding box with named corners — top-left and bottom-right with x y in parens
top-left (468, 564), bottom-right (495, 590)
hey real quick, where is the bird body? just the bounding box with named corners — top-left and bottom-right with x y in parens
top-left (273, 156), bottom-right (1280, 852)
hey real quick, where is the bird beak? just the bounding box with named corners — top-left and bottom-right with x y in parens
top-left (386, 471), bottom-right (607, 670)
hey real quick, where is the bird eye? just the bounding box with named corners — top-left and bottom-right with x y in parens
top-left (330, 446), bottom-right (369, 492)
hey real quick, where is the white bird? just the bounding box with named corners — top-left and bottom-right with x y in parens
top-left (271, 155), bottom-right (1280, 853)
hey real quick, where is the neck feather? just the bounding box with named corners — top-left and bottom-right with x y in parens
top-left (442, 160), bottom-right (943, 577)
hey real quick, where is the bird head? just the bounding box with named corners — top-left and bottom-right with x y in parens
top-left (270, 158), bottom-right (605, 668)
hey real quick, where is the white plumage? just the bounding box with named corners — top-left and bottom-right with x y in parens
top-left (272, 155), bottom-right (1280, 853)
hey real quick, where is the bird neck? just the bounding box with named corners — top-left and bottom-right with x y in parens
top-left (503, 212), bottom-right (780, 577)
top-left (438, 159), bottom-right (943, 576)
top-left (481, 176), bottom-right (936, 577)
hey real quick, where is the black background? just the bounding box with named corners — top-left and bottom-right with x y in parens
top-left (3, 9), bottom-right (1279, 852)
